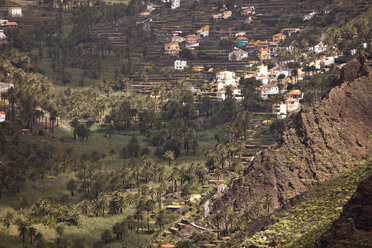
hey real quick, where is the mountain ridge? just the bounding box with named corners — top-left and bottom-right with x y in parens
top-left (212, 53), bottom-right (372, 215)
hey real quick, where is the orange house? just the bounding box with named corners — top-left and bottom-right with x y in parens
top-left (272, 33), bottom-right (286, 42)
top-left (164, 42), bottom-right (180, 56)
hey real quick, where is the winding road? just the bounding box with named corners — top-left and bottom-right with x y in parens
top-left (142, 10), bottom-right (169, 33)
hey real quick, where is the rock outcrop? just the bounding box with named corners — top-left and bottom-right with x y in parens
top-left (318, 175), bottom-right (372, 247)
top-left (212, 53), bottom-right (372, 213)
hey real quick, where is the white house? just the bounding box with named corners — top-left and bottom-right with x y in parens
top-left (197, 25), bottom-right (209, 38)
top-left (216, 88), bottom-right (242, 101)
top-left (285, 97), bottom-right (300, 112)
top-left (214, 71), bottom-right (242, 101)
top-left (147, 3), bottom-right (157, 12)
top-left (272, 102), bottom-right (287, 119)
top-left (256, 84), bottom-right (279, 99)
top-left (234, 31), bottom-right (246, 37)
top-left (0, 111), bottom-right (5, 122)
top-left (0, 19), bottom-right (9, 26)
top-left (312, 42), bottom-right (327, 53)
top-left (8, 7), bottom-right (22, 17)
top-left (171, 36), bottom-right (185, 43)
top-left (303, 11), bottom-right (317, 21)
top-left (171, 0), bottom-right (180, 9)
top-left (273, 97), bottom-right (301, 119)
top-left (216, 71), bottom-right (238, 88)
top-left (228, 50), bottom-right (249, 61)
top-left (217, 184), bottom-right (227, 193)
top-left (321, 56), bottom-right (335, 67)
top-left (189, 194), bottom-right (201, 203)
top-left (0, 30), bottom-right (6, 40)
top-left (174, 60), bottom-right (187, 70)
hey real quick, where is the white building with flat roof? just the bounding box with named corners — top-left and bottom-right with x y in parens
top-left (174, 60), bottom-right (187, 70)
top-left (0, 30), bottom-right (6, 40)
top-left (171, 0), bottom-right (180, 9)
top-left (0, 111), bottom-right (5, 122)
top-left (8, 7), bottom-right (22, 17)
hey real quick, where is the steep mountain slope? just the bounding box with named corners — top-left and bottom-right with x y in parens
top-left (319, 174), bottom-right (372, 248)
top-left (212, 53), bottom-right (372, 213)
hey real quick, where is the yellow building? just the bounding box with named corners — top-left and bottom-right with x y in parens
top-left (259, 48), bottom-right (271, 61)
top-left (192, 66), bottom-right (204, 72)
top-left (272, 33), bottom-right (287, 42)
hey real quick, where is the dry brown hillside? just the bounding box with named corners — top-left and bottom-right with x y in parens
top-left (212, 53), bottom-right (372, 213)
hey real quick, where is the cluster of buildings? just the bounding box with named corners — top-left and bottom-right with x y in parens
top-left (250, 64), bottom-right (291, 99)
top-left (303, 11), bottom-right (318, 21)
top-left (229, 37), bottom-right (280, 62)
top-left (161, 0), bottom-right (180, 9)
top-left (212, 71), bottom-right (242, 101)
top-left (0, 8), bottom-right (21, 41)
top-left (272, 90), bottom-right (303, 119)
top-left (164, 25), bottom-right (209, 55)
top-left (240, 5), bottom-right (255, 24)
top-left (139, 0), bottom-right (180, 16)
top-left (211, 10), bottom-right (232, 20)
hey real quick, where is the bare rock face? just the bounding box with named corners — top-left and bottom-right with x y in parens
top-left (212, 53), bottom-right (372, 213)
top-left (318, 175), bottom-right (372, 248)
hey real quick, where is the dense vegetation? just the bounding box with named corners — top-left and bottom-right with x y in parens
top-left (0, 0), bottom-right (370, 247)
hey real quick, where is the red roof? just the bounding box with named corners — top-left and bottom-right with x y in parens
top-left (21, 129), bottom-right (29, 131)
top-left (7, 22), bottom-right (18, 26)
top-left (0, 111), bottom-right (5, 114)
top-left (287, 90), bottom-right (302, 95)
top-left (281, 28), bottom-right (299, 31)
top-left (236, 36), bottom-right (248, 40)
top-left (263, 84), bottom-right (278, 88)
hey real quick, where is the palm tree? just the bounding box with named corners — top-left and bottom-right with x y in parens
top-left (98, 193), bottom-right (108, 216)
top-left (156, 210), bottom-right (166, 232)
top-left (143, 199), bottom-right (156, 231)
top-left (216, 144), bottom-right (227, 171)
top-left (168, 168), bottom-right (179, 192)
top-left (2, 211), bottom-right (14, 229)
top-left (28, 226), bottom-right (37, 245)
top-left (163, 150), bottom-right (175, 167)
top-left (66, 178), bottom-right (77, 196)
top-left (56, 225), bottom-right (64, 237)
top-left (156, 186), bottom-right (164, 209)
top-left (125, 215), bottom-right (135, 233)
top-left (112, 222), bottom-right (124, 241)
top-left (79, 200), bottom-right (90, 216)
top-left (101, 229), bottom-right (112, 245)
top-left (134, 209), bottom-right (144, 233)
top-left (263, 196), bottom-right (272, 215)
top-left (17, 221), bottom-right (28, 245)
top-left (116, 194), bottom-right (126, 214)
top-left (212, 212), bottom-right (223, 239)
top-left (214, 168), bottom-right (222, 182)
top-left (126, 193), bottom-right (136, 205)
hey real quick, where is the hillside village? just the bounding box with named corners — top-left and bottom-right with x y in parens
top-left (0, 0), bottom-right (370, 247)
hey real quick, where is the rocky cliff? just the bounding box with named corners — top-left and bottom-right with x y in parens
top-left (212, 53), bottom-right (372, 213)
top-left (319, 175), bottom-right (372, 247)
